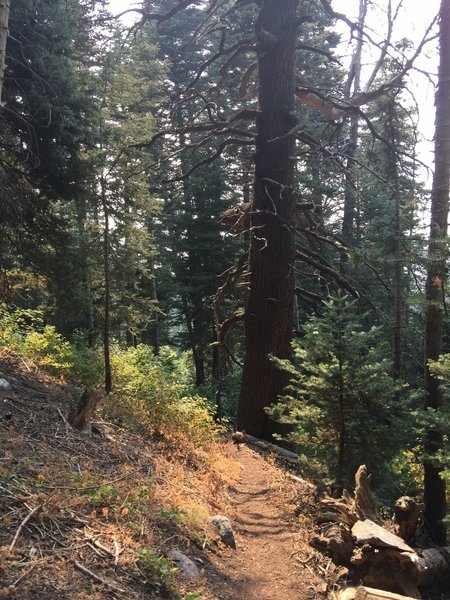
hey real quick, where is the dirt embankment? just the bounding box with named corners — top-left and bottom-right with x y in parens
top-left (0, 353), bottom-right (326, 599)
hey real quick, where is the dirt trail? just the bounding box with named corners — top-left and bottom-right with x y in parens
top-left (205, 444), bottom-right (318, 600)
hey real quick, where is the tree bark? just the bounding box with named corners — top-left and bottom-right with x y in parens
top-left (423, 0), bottom-right (450, 545)
top-left (101, 174), bottom-right (112, 395)
top-left (236, 0), bottom-right (298, 440)
top-left (184, 306), bottom-right (205, 387)
top-left (0, 0), bottom-right (10, 106)
top-left (340, 0), bottom-right (367, 270)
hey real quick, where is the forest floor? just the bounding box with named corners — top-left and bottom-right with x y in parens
top-left (0, 351), bottom-right (328, 600)
top-left (201, 443), bottom-right (324, 600)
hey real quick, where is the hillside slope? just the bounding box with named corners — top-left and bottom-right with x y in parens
top-left (0, 352), bottom-right (326, 599)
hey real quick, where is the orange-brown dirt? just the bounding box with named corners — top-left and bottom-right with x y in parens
top-left (0, 352), bottom-right (329, 599)
top-left (201, 444), bottom-right (325, 600)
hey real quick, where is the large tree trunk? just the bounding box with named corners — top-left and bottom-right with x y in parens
top-left (236, 0), bottom-right (298, 440)
top-left (0, 0), bottom-right (10, 106)
top-left (423, 0), bottom-right (450, 545)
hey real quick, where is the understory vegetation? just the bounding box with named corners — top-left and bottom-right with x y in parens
top-left (0, 304), bottom-right (221, 447)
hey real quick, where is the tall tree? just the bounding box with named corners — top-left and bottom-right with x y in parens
top-left (89, 27), bottom-right (164, 391)
top-left (236, 0), bottom-right (298, 438)
top-left (131, 0), bottom-right (437, 439)
top-left (0, 0), bottom-right (9, 105)
top-left (423, 0), bottom-right (450, 545)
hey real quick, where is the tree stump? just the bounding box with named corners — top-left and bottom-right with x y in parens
top-left (393, 497), bottom-right (423, 543)
top-left (355, 465), bottom-right (382, 524)
top-left (312, 466), bottom-right (450, 598)
top-left (68, 388), bottom-right (103, 434)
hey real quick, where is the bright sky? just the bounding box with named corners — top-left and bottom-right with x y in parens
top-left (333, 0), bottom-right (441, 176)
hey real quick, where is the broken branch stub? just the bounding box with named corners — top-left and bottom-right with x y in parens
top-left (68, 388), bottom-right (103, 434)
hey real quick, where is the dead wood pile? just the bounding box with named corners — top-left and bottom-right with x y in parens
top-left (311, 465), bottom-right (450, 599)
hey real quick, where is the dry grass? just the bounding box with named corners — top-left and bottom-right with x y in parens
top-left (0, 353), bottom-right (240, 599)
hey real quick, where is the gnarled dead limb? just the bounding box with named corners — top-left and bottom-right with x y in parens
top-left (355, 465), bottom-right (382, 524)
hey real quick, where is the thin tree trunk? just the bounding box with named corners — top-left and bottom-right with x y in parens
top-left (237, 0), bottom-right (298, 440)
top-left (184, 307), bottom-right (205, 387)
top-left (336, 311), bottom-right (346, 496)
top-left (75, 196), bottom-right (95, 345)
top-left (149, 272), bottom-right (160, 355)
top-left (392, 145), bottom-right (403, 383)
top-left (341, 0), bottom-right (367, 270)
top-left (385, 98), bottom-right (403, 383)
top-left (101, 174), bottom-right (112, 395)
top-left (0, 0), bottom-right (10, 106)
top-left (423, 0), bottom-right (450, 545)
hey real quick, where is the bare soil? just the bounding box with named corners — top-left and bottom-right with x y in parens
top-left (201, 443), bottom-right (323, 600)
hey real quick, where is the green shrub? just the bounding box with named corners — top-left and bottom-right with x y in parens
top-left (137, 548), bottom-right (180, 598)
top-left (0, 305), bottom-right (220, 443)
top-left (22, 325), bottom-right (73, 375)
top-left (69, 330), bottom-right (103, 387)
top-left (0, 304), bottom-right (43, 352)
top-left (111, 345), bottom-right (220, 443)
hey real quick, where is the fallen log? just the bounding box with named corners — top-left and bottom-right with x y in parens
top-left (355, 586), bottom-right (418, 600)
top-left (231, 431), bottom-right (299, 463)
top-left (312, 466), bottom-right (450, 598)
top-left (411, 546), bottom-right (450, 588)
top-left (349, 521), bottom-right (450, 597)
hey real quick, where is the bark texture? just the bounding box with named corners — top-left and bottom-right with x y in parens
top-left (236, 0), bottom-right (298, 440)
top-left (423, 0), bottom-right (450, 545)
top-left (68, 388), bottom-right (103, 433)
top-left (0, 0), bottom-right (10, 106)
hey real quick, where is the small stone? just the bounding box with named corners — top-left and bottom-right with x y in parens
top-left (0, 378), bottom-right (11, 391)
top-left (210, 515), bottom-right (236, 549)
top-left (168, 550), bottom-right (200, 579)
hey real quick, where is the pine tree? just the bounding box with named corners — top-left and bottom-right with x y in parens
top-left (268, 294), bottom-right (403, 494)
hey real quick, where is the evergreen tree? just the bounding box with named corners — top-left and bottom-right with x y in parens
top-left (0, 0), bottom-right (104, 332)
top-left (268, 294), bottom-right (403, 494)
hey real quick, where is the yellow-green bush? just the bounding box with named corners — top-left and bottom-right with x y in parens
top-left (22, 326), bottom-right (73, 375)
top-left (0, 304), bottom-right (219, 444)
top-left (0, 305), bottom-right (102, 383)
top-left (111, 345), bottom-right (220, 444)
